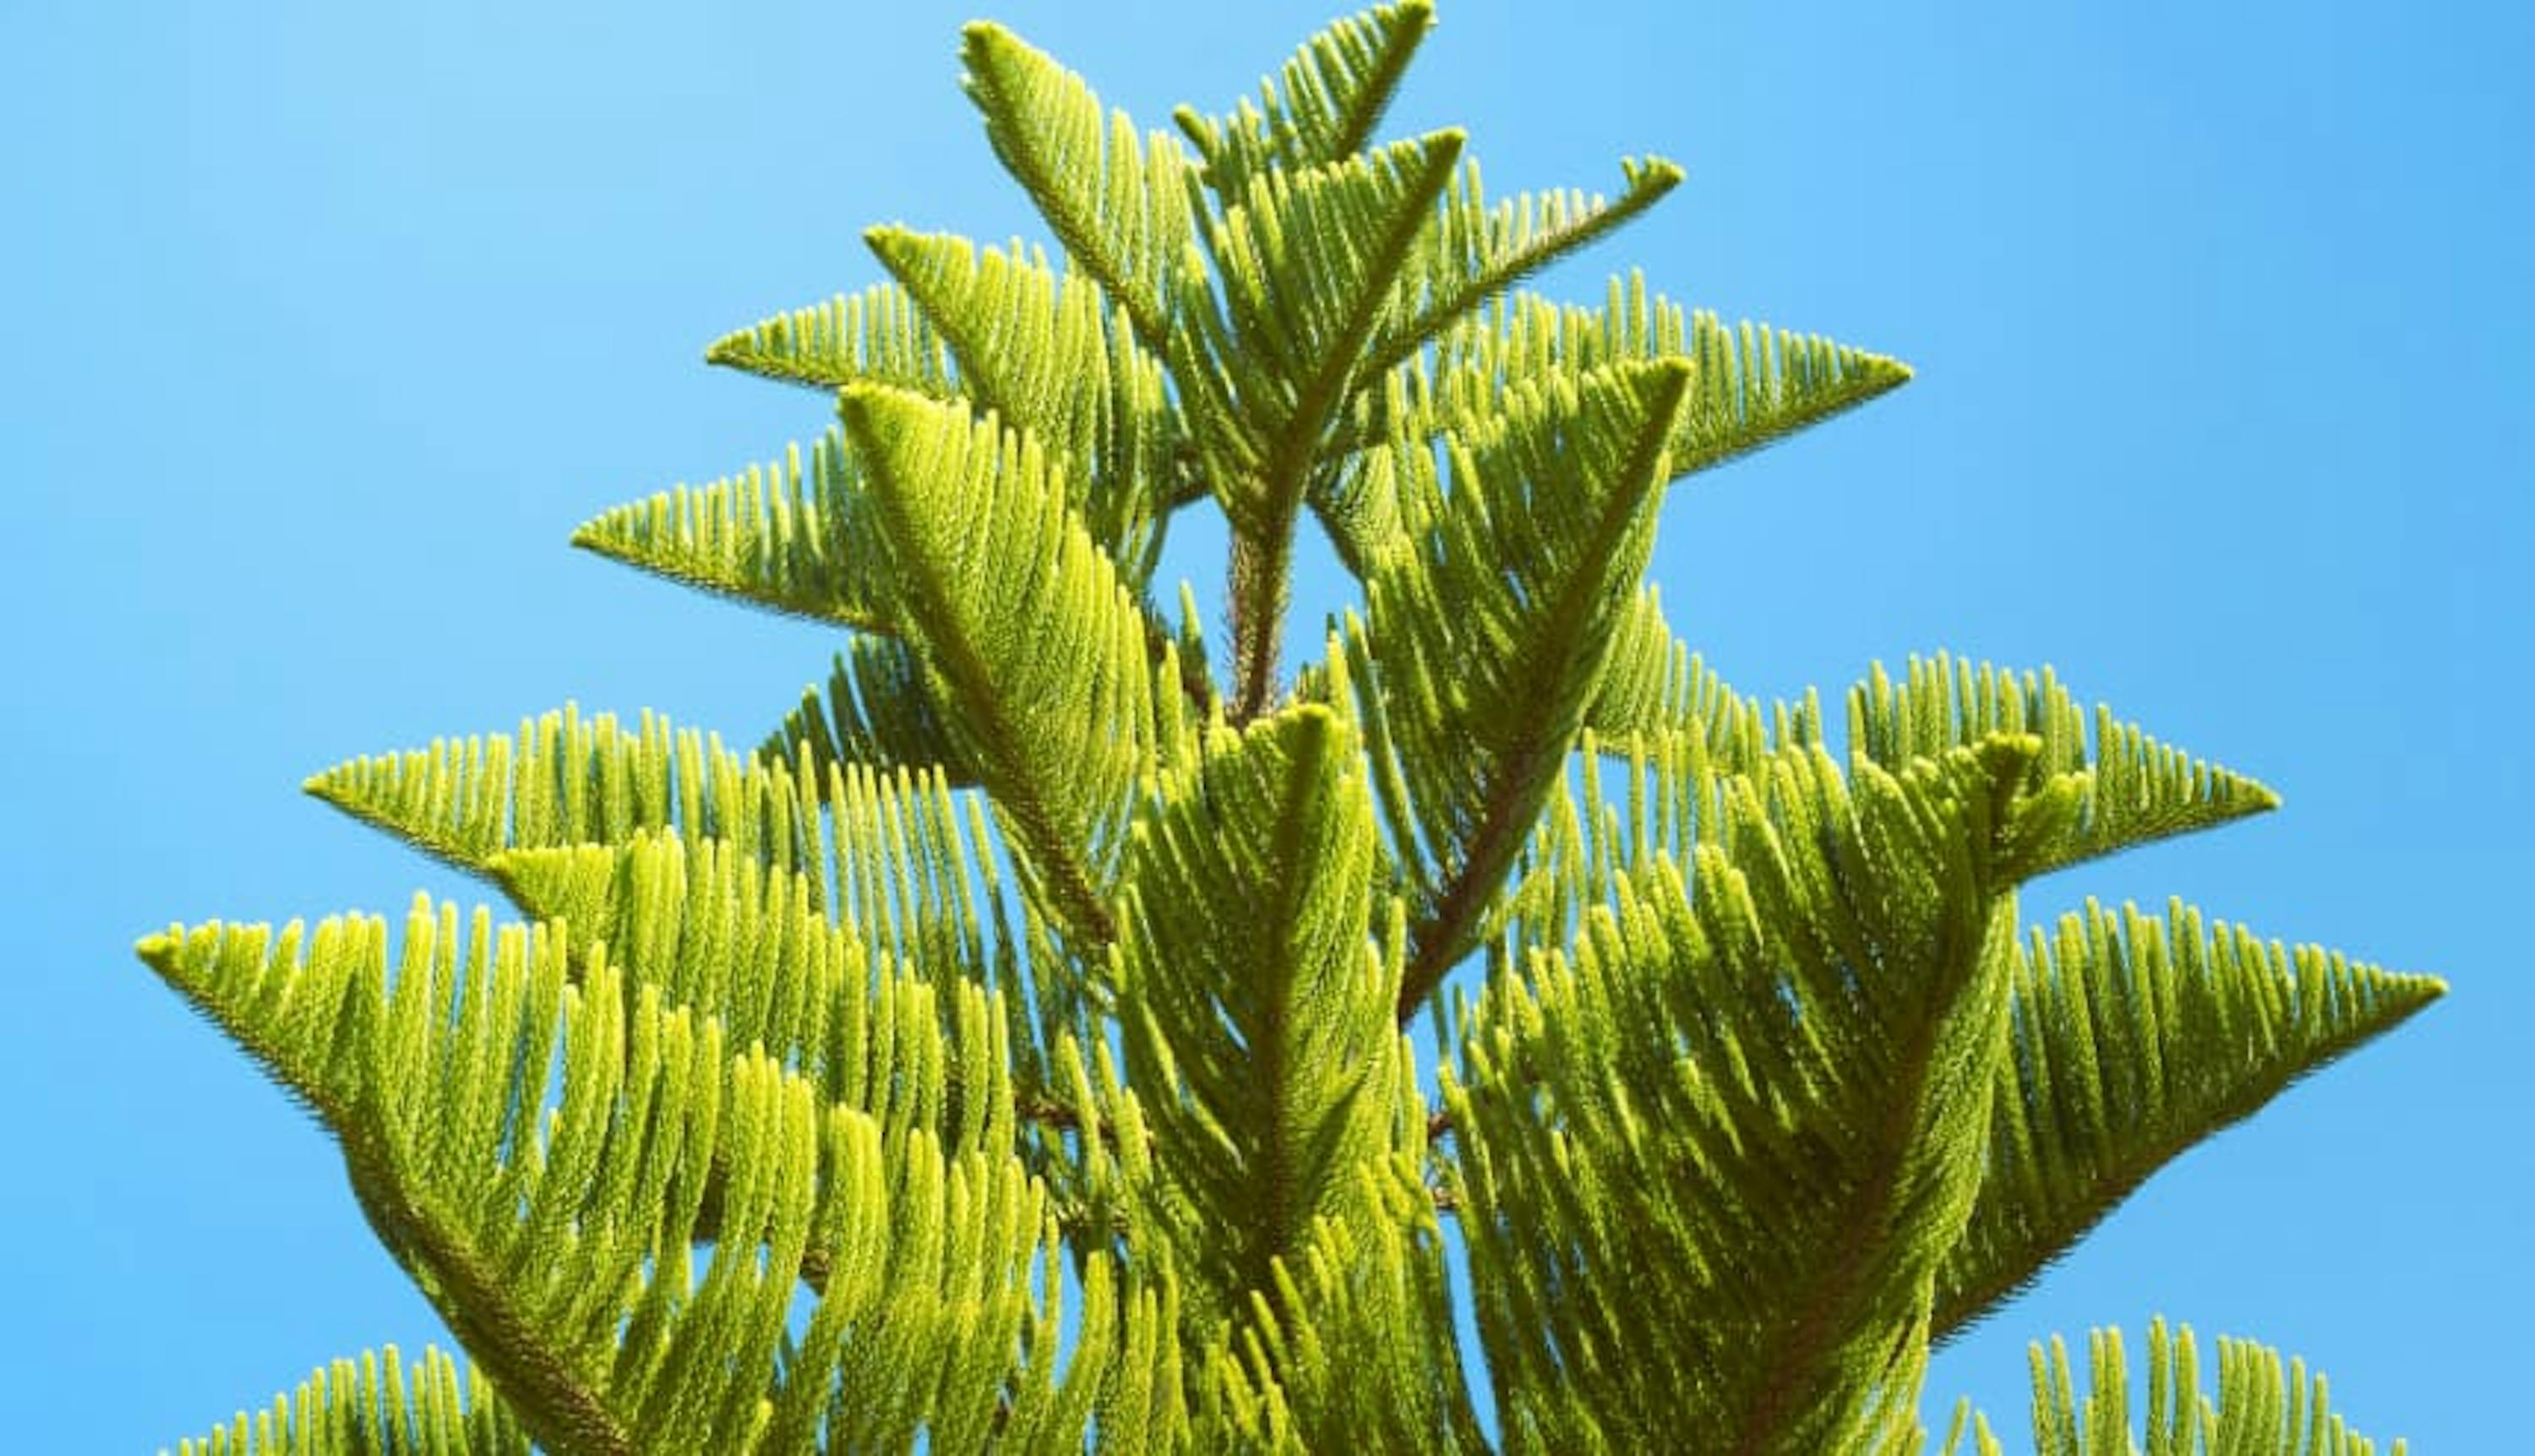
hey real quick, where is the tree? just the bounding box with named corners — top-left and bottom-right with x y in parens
top-left (139, 5), bottom-right (2439, 1452)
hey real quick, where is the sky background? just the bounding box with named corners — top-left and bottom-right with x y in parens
top-left (5, 1), bottom-right (2528, 1449)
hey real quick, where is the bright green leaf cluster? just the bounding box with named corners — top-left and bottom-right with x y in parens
top-left (143, 6), bottom-right (2434, 1453)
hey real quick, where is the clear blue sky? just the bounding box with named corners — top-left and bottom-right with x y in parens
top-left (6, 2), bottom-right (2527, 1448)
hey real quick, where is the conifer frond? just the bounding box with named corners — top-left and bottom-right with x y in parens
top-left (1320, 281), bottom-right (1910, 575)
top-left (470, 752), bottom-right (1107, 1148)
top-left (1002, 1252), bottom-right (1197, 1455)
top-left (1950, 1319), bottom-right (2409, 1455)
top-left (960, 23), bottom-right (1192, 356)
top-left (756, 636), bottom-right (969, 786)
top-left (1035, 1026), bottom-right (1161, 1271)
top-left (703, 280), bottom-right (954, 396)
top-left (1360, 357), bottom-right (1692, 1017)
top-left (1327, 616), bottom-right (1432, 912)
top-left (1369, 155), bottom-right (1684, 381)
top-left (142, 908), bottom-right (740, 1452)
top-left (1671, 303), bottom-right (1911, 474)
top-left (1446, 740), bottom-right (2034, 1453)
top-left (866, 226), bottom-right (1175, 582)
top-left (570, 429), bottom-right (896, 633)
top-left (1116, 706), bottom-right (1401, 1333)
top-left (1934, 900), bottom-right (2444, 1341)
top-left (488, 828), bottom-right (1026, 1158)
top-left (1507, 651), bottom-right (2282, 999)
top-left (1295, 622), bottom-right (1422, 920)
top-left (137, 903), bottom-right (1166, 1454)
top-left (1850, 655), bottom-right (2283, 883)
top-left (1334, 588), bottom-right (1773, 977)
top-left (1168, 578), bottom-right (1223, 717)
top-left (1174, 131), bottom-right (1464, 537)
top-left (1306, 403), bottom-right (1448, 576)
top-left (167, 1344), bottom-right (530, 1456)
top-left (839, 384), bottom-right (1193, 951)
top-left (1579, 584), bottom-right (1774, 761)
top-left (309, 709), bottom-right (1004, 973)
top-left (1227, 1152), bottom-right (1491, 1453)
top-left (308, 707), bottom-right (822, 896)
top-left (1487, 678), bottom-right (1802, 984)
top-left (1175, 2), bottom-right (1434, 202)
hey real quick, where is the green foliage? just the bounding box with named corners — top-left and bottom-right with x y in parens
top-left (1448, 738), bottom-right (2025, 1453)
top-left (144, 6), bottom-right (2435, 1453)
top-left (1937, 898), bottom-right (2440, 1342)
top-left (836, 381), bottom-right (1195, 952)
top-left (960, 20), bottom-right (1190, 357)
top-left (1355, 357), bottom-right (1691, 1013)
top-left (1939, 1318), bottom-right (2409, 1456)
top-left (1115, 707), bottom-right (1402, 1334)
top-left (171, 1346), bottom-right (529, 1456)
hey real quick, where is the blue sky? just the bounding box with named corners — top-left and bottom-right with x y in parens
top-left (5, 1), bottom-right (2527, 1448)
